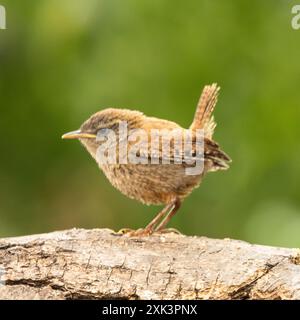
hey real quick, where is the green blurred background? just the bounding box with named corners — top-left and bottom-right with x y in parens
top-left (0, 0), bottom-right (300, 247)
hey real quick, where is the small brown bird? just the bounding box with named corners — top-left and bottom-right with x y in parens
top-left (62, 84), bottom-right (231, 236)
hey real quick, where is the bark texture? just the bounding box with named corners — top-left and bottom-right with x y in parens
top-left (0, 228), bottom-right (300, 300)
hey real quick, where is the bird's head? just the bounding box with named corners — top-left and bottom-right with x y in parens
top-left (62, 108), bottom-right (144, 159)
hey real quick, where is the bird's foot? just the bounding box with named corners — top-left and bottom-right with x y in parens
top-left (156, 227), bottom-right (182, 235)
top-left (114, 228), bottom-right (135, 235)
top-left (114, 227), bottom-right (153, 237)
top-left (113, 227), bottom-right (181, 237)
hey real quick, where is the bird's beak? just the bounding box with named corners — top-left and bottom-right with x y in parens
top-left (61, 130), bottom-right (96, 139)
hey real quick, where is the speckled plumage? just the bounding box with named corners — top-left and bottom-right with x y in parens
top-left (63, 84), bottom-right (231, 235)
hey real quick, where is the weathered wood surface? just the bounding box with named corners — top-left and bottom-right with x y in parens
top-left (0, 228), bottom-right (299, 300)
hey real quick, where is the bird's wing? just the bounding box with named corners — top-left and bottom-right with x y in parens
top-left (125, 128), bottom-right (230, 169)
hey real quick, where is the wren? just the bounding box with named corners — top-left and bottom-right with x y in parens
top-left (62, 84), bottom-right (231, 236)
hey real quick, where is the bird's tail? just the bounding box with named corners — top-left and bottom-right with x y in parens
top-left (190, 83), bottom-right (220, 139)
top-left (204, 138), bottom-right (231, 172)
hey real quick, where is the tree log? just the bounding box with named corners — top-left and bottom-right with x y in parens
top-left (0, 228), bottom-right (300, 300)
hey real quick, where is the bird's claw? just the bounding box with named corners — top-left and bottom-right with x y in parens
top-left (113, 227), bottom-right (153, 237)
top-left (156, 227), bottom-right (182, 235)
top-left (113, 227), bottom-right (182, 237)
top-left (125, 228), bottom-right (153, 237)
top-left (113, 228), bottom-right (135, 235)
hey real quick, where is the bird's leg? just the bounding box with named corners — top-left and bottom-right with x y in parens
top-left (122, 202), bottom-right (175, 237)
top-left (144, 203), bottom-right (174, 232)
top-left (155, 198), bottom-right (181, 232)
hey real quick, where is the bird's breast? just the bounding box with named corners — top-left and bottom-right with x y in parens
top-left (99, 163), bottom-right (202, 205)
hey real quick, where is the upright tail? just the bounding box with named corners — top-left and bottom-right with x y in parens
top-left (190, 83), bottom-right (220, 139)
top-left (190, 83), bottom-right (231, 171)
